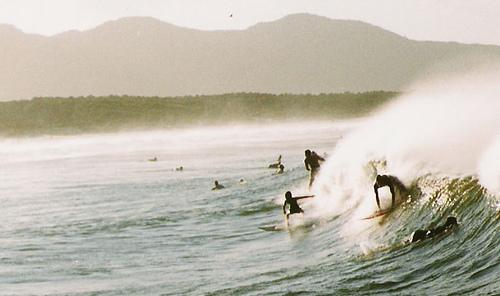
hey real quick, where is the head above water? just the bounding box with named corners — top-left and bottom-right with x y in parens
top-left (285, 191), bottom-right (292, 200)
top-left (214, 180), bottom-right (219, 186)
top-left (305, 149), bottom-right (311, 157)
top-left (445, 216), bottom-right (458, 227)
top-left (279, 164), bottom-right (284, 169)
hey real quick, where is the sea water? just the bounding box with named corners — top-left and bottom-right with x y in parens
top-left (1, 72), bottom-right (500, 295)
top-left (0, 118), bottom-right (498, 295)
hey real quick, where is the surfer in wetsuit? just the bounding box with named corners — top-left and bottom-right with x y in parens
top-left (212, 180), bottom-right (225, 190)
top-left (274, 164), bottom-right (285, 175)
top-left (269, 155), bottom-right (282, 168)
top-left (373, 174), bottom-right (406, 210)
top-left (411, 216), bottom-right (458, 243)
top-left (282, 191), bottom-right (314, 219)
top-left (304, 150), bottom-right (325, 188)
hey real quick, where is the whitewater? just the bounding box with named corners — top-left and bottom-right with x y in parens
top-left (0, 74), bottom-right (499, 295)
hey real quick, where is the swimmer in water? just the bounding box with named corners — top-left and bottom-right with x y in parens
top-left (411, 216), bottom-right (458, 243)
top-left (212, 180), bottom-right (225, 190)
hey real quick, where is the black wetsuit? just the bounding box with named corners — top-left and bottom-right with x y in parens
top-left (304, 152), bottom-right (324, 171)
top-left (411, 217), bottom-right (458, 243)
top-left (212, 184), bottom-right (224, 190)
top-left (305, 152), bottom-right (325, 188)
top-left (374, 175), bottom-right (406, 209)
top-left (283, 199), bottom-right (304, 216)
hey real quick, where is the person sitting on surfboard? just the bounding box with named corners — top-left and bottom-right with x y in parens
top-left (411, 216), bottom-right (458, 243)
top-left (282, 191), bottom-right (314, 219)
top-left (268, 155), bottom-right (282, 168)
top-left (304, 149), bottom-right (325, 188)
top-left (212, 180), bottom-right (225, 190)
top-left (373, 174), bottom-right (406, 210)
top-left (274, 164), bottom-right (285, 175)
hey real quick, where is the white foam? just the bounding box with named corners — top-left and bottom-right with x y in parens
top-left (309, 67), bottom-right (500, 241)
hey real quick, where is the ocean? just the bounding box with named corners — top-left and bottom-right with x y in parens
top-left (1, 89), bottom-right (499, 295)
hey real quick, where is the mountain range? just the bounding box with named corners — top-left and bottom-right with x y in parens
top-left (1, 13), bottom-right (500, 101)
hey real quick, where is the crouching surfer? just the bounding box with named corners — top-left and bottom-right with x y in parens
top-left (282, 191), bottom-right (314, 220)
top-left (373, 174), bottom-right (407, 210)
top-left (410, 216), bottom-right (458, 243)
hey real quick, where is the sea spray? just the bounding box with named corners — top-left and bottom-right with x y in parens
top-left (478, 137), bottom-right (500, 199)
top-left (309, 68), bottom-right (500, 241)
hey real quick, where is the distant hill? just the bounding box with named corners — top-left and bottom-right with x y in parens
top-left (1, 14), bottom-right (500, 101)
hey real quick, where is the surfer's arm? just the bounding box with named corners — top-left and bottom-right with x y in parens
top-left (295, 195), bottom-right (315, 200)
top-left (312, 152), bottom-right (325, 162)
top-left (374, 184), bottom-right (381, 209)
top-left (282, 201), bottom-right (287, 215)
top-left (389, 184), bottom-right (395, 208)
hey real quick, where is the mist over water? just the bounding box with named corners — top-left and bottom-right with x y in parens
top-left (314, 69), bottom-right (500, 214)
top-left (0, 121), bottom-right (352, 163)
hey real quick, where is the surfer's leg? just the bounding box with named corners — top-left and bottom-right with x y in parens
top-left (309, 169), bottom-right (317, 188)
top-left (391, 190), bottom-right (395, 208)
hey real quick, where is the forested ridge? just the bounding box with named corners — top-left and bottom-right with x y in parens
top-left (0, 92), bottom-right (397, 136)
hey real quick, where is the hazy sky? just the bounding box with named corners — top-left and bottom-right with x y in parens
top-left (1, 0), bottom-right (499, 45)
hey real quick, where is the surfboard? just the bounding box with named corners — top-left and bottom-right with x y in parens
top-left (259, 214), bottom-right (306, 232)
top-left (259, 224), bottom-right (287, 232)
top-left (361, 209), bottom-right (390, 220)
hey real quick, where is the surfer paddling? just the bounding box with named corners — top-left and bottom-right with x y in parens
top-left (282, 191), bottom-right (314, 220)
top-left (373, 174), bottom-right (406, 210)
top-left (304, 149), bottom-right (325, 188)
top-left (410, 216), bottom-right (458, 243)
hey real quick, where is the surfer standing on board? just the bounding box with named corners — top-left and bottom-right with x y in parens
top-left (304, 149), bottom-right (325, 188)
top-left (373, 174), bottom-right (406, 210)
top-left (282, 191), bottom-right (314, 219)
